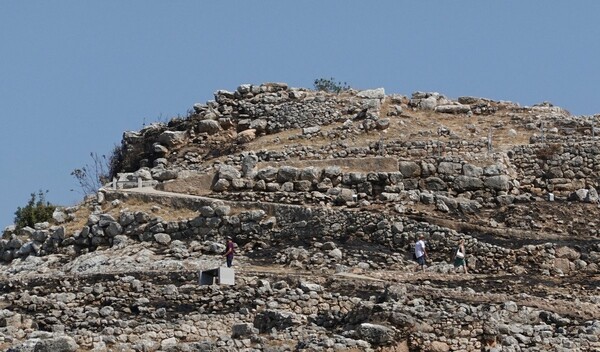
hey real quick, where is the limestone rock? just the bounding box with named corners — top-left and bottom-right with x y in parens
top-left (453, 176), bottom-right (484, 192)
top-left (158, 131), bottom-right (186, 147)
top-left (218, 165), bottom-right (241, 181)
top-left (399, 161), bottom-right (421, 178)
top-left (357, 88), bottom-right (385, 99)
top-left (356, 323), bottom-right (395, 346)
top-left (237, 129), bottom-right (256, 143)
top-left (33, 336), bottom-right (79, 352)
top-left (484, 175), bottom-right (511, 191)
top-left (198, 119), bottom-right (222, 134)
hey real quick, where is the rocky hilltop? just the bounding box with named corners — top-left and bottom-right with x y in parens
top-left (1, 83), bottom-right (599, 352)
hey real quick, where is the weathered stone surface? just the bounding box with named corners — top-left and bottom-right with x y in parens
top-left (33, 336), bottom-right (79, 352)
top-left (555, 246), bottom-right (580, 260)
top-left (484, 175), bottom-right (511, 191)
top-left (198, 119), bottom-right (222, 134)
top-left (421, 177), bottom-right (447, 191)
top-left (232, 322), bottom-right (258, 338)
top-left (356, 323), bottom-right (395, 345)
top-left (399, 161), bottom-right (421, 178)
top-left (1, 82), bottom-right (599, 352)
top-left (154, 233), bottom-right (171, 245)
top-left (453, 176), bottom-right (484, 192)
top-left (253, 310), bottom-right (299, 333)
top-left (434, 104), bottom-right (471, 114)
top-left (437, 162), bottom-right (462, 175)
top-left (278, 166), bottom-right (300, 182)
top-left (237, 129), bottom-right (256, 143)
top-left (158, 131), bottom-right (186, 147)
top-left (357, 88), bottom-right (385, 99)
top-left (218, 165), bottom-right (241, 181)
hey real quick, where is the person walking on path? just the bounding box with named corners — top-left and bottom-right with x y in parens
top-left (414, 234), bottom-right (428, 271)
top-left (223, 237), bottom-right (235, 268)
top-left (453, 238), bottom-right (468, 274)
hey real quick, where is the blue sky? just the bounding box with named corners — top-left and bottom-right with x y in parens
top-left (2, 1), bottom-right (600, 228)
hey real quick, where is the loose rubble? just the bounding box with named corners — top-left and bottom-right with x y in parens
top-left (1, 83), bottom-right (599, 351)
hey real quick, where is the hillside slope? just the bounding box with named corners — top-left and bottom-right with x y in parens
top-left (1, 83), bottom-right (599, 351)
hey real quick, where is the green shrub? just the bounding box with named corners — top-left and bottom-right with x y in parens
top-left (313, 77), bottom-right (351, 93)
top-left (14, 190), bottom-right (56, 229)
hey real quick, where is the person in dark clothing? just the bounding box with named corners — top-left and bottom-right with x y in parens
top-left (223, 238), bottom-right (235, 268)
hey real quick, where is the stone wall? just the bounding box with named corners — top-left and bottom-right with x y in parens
top-left (3, 191), bottom-right (597, 277)
top-left (509, 142), bottom-right (600, 195)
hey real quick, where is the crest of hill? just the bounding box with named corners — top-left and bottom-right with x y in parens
top-left (2, 83), bottom-right (600, 352)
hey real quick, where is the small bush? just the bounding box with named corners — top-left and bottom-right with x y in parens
top-left (107, 144), bottom-right (125, 181)
top-left (313, 77), bottom-right (351, 93)
top-left (14, 190), bottom-right (56, 229)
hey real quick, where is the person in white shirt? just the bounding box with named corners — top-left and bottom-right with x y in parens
top-left (453, 238), bottom-right (468, 274)
top-left (414, 234), bottom-right (428, 271)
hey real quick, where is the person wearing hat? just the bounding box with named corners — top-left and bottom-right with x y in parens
top-left (223, 237), bottom-right (235, 268)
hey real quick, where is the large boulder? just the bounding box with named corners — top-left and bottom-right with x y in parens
top-left (241, 154), bottom-right (258, 178)
top-left (484, 175), bottom-right (511, 191)
top-left (151, 168), bottom-right (178, 181)
top-left (399, 161), bottom-right (421, 178)
top-left (277, 166), bottom-right (300, 183)
top-left (300, 167), bottom-right (322, 183)
top-left (237, 129), bottom-right (256, 143)
top-left (434, 104), bottom-right (471, 114)
top-left (462, 163), bottom-right (483, 177)
top-left (231, 323), bottom-right (258, 338)
top-left (421, 177), bottom-right (447, 191)
top-left (218, 165), bottom-right (241, 181)
top-left (253, 310), bottom-right (300, 333)
top-left (256, 167), bottom-right (278, 182)
top-left (198, 119), bottom-right (222, 134)
top-left (33, 336), bottom-right (79, 352)
top-left (438, 162), bottom-right (462, 175)
top-left (429, 341), bottom-right (450, 352)
top-left (357, 88), bottom-right (385, 99)
top-left (555, 246), bottom-right (580, 261)
top-left (356, 323), bottom-right (395, 346)
top-left (158, 131), bottom-right (186, 147)
top-left (323, 166), bottom-right (342, 179)
top-left (249, 119), bottom-right (268, 133)
top-left (453, 176), bottom-right (484, 192)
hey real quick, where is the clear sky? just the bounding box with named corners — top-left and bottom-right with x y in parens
top-left (2, 1), bottom-right (600, 228)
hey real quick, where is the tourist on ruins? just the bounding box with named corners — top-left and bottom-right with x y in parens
top-left (414, 234), bottom-right (428, 271)
top-left (223, 237), bottom-right (235, 268)
top-left (453, 238), bottom-right (468, 274)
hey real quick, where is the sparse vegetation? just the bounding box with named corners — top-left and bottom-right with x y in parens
top-left (535, 143), bottom-right (562, 160)
top-left (313, 77), bottom-right (351, 93)
top-left (71, 146), bottom-right (124, 195)
top-left (13, 190), bottom-right (56, 229)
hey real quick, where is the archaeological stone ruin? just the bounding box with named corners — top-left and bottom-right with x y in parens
top-left (1, 83), bottom-right (599, 351)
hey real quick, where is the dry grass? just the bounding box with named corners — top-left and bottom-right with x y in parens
top-left (55, 105), bottom-right (541, 238)
top-left (61, 197), bottom-right (200, 236)
top-left (244, 108), bottom-right (535, 162)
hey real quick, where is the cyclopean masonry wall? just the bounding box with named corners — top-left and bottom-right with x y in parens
top-left (2, 190), bottom-right (598, 279)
